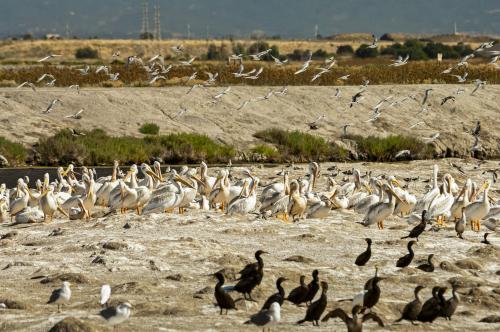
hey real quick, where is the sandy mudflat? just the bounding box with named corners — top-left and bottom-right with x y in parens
top-left (0, 159), bottom-right (499, 331)
top-left (0, 85), bottom-right (499, 156)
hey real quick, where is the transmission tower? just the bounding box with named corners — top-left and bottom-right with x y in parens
top-left (154, 1), bottom-right (161, 40)
top-left (141, 1), bottom-right (151, 38)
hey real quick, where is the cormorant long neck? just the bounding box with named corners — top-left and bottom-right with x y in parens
top-left (415, 287), bottom-right (423, 302)
top-left (277, 280), bottom-right (285, 297)
top-left (408, 242), bottom-right (415, 256)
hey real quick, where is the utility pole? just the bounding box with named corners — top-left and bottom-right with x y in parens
top-left (187, 23), bottom-right (191, 39)
top-left (454, 22), bottom-right (458, 35)
top-left (315, 24), bottom-right (319, 39)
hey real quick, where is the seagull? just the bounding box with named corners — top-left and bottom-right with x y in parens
top-left (43, 98), bottom-right (62, 114)
top-left (96, 66), bottom-right (109, 74)
top-left (68, 85), bottom-right (80, 94)
top-left (70, 128), bottom-right (86, 136)
top-left (350, 91), bottom-right (364, 108)
top-left (367, 34), bottom-right (378, 48)
top-left (126, 55), bottom-right (143, 67)
top-left (78, 65), bottom-right (90, 75)
top-left (160, 64), bottom-right (173, 74)
top-left (36, 73), bottom-right (55, 83)
top-left (325, 56), bottom-right (335, 64)
top-left (244, 67), bottom-right (264, 80)
top-left (47, 281), bottom-right (71, 312)
top-left (100, 285), bottom-right (111, 307)
top-left (395, 150), bottom-right (411, 159)
top-left (179, 57), bottom-right (196, 66)
top-left (451, 72), bottom-right (468, 83)
top-left (341, 124), bottom-right (352, 136)
top-left (185, 72), bottom-right (198, 84)
top-left (255, 90), bottom-right (274, 101)
top-left (204, 72), bottom-right (219, 86)
top-left (38, 54), bottom-right (61, 62)
top-left (16, 81), bottom-right (36, 91)
top-left (170, 45), bottom-right (184, 54)
top-left (422, 88), bottom-right (433, 105)
top-left (472, 121), bottom-right (481, 137)
top-left (338, 74), bottom-right (350, 81)
top-left (46, 79), bottom-right (57, 87)
top-left (470, 135), bottom-right (481, 152)
top-left (294, 52), bottom-right (312, 75)
top-left (442, 67), bottom-right (454, 74)
top-left (440, 96), bottom-right (455, 105)
top-left (213, 87), bottom-right (231, 100)
top-left (488, 55), bottom-right (499, 64)
top-left (244, 302), bottom-right (280, 329)
top-left (453, 88), bottom-right (466, 95)
top-left (409, 121), bottom-right (425, 129)
top-left (271, 55), bottom-right (288, 66)
top-left (334, 88), bottom-right (341, 98)
top-left (112, 51), bottom-right (120, 58)
top-left (423, 133), bottom-right (440, 143)
top-left (237, 99), bottom-right (251, 110)
top-left (274, 86), bottom-right (288, 96)
top-left (471, 79), bottom-right (486, 95)
top-left (108, 73), bottom-right (120, 81)
top-left (169, 106), bottom-right (188, 119)
top-left (148, 54), bottom-right (163, 63)
top-left (249, 49), bottom-right (272, 61)
top-left (149, 75), bottom-right (167, 85)
top-left (100, 302), bottom-right (132, 326)
top-left (65, 109), bottom-right (84, 119)
top-left (186, 83), bottom-right (203, 94)
top-left (307, 115), bottom-right (326, 130)
top-left (389, 54), bottom-right (409, 67)
top-left (229, 54), bottom-right (244, 61)
top-left (232, 63), bottom-right (246, 77)
top-left (311, 68), bottom-right (330, 82)
top-left (475, 41), bottom-right (495, 52)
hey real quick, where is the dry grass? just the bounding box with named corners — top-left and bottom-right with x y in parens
top-left (1, 61), bottom-right (498, 87)
top-left (0, 38), bottom-right (487, 64)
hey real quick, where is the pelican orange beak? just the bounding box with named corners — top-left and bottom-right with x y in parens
top-left (391, 178), bottom-right (402, 188)
top-left (388, 186), bottom-right (407, 204)
top-left (364, 184), bottom-right (372, 194)
top-left (146, 169), bottom-right (163, 182)
top-left (174, 174), bottom-right (195, 189)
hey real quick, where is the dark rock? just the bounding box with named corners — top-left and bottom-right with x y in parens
top-left (480, 315), bottom-right (500, 323)
top-left (165, 274), bottom-right (184, 281)
top-left (91, 256), bottom-right (106, 265)
top-left (283, 255), bottom-right (315, 264)
top-left (41, 273), bottom-right (90, 284)
top-left (0, 231), bottom-right (17, 240)
top-left (102, 241), bottom-right (128, 250)
top-left (48, 317), bottom-right (97, 332)
top-left (455, 259), bottom-right (483, 271)
top-left (0, 299), bottom-right (28, 309)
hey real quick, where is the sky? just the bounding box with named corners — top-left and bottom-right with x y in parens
top-left (1, 0), bottom-right (499, 39)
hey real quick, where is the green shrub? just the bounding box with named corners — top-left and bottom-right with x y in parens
top-left (75, 47), bottom-right (99, 59)
top-left (0, 137), bottom-right (27, 166)
top-left (139, 123), bottom-right (159, 135)
top-left (254, 128), bottom-right (346, 162)
top-left (355, 44), bottom-right (379, 58)
top-left (336, 45), bottom-right (354, 55)
top-left (36, 129), bottom-right (234, 165)
top-left (345, 134), bottom-right (435, 161)
top-left (251, 144), bottom-right (279, 160)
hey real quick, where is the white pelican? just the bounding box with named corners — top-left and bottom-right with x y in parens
top-left (362, 184), bottom-right (404, 229)
top-left (69, 198), bottom-right (91, 220)
top-left (340, 169), bottom-right (364, 197)
top-left (209, 170), bottom-right (231, 212)
top-left (142, 173), bottom-right (194, 214)
top-left (9, 179), bottom-right (33, 221)
top-left (95, 160), bottom-right (120, 206)
top-left (354, 178), bottom-right (383, 215)
top-left (464, 181), bottom-right (491, 231)
top-left (450, 179), bottom-right (471, 221)
top-left (61, 174), bottom-right (96, 217)
top-left (227, 176), bottom-right (259, 215)
top-left (39, 185), bottom-right (69, 222)
top-left (197, 161), bottom-right (217, 196)
top-left (0, 196), bottom-right (9, 223)
top-left (14, 207), bottom-right (44, 224)
top-left (428, 175), bottom-right (454, 225)
top-left (388, 176), bottom-right (417, 216)
top-left (306, 195), bottom-right (335, 219)
top-left (286, 180), bottom-right (308, 222)
top-left (270, 180), bottom-right (298, 221)
top-left (178, 169), bottom-right (198, 213)
top-left (28, 179), bottom-right (43, 207)
top-left (110, 164), bottom-right (156, 215)
top-left (414, 164), bottom-right (440, 212)
top-left (260, 172), bottom-right (290, 214)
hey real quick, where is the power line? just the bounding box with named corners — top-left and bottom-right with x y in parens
top-left (154, 1), bottom-right (161, 40)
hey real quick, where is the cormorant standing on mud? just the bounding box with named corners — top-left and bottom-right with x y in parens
top-left (401, 210), bottom-right (427, 241)
top-left (286, 275), bottom-right (308, 306)
top-left (261, 277), bottom-right (287, 310)
top-left (297, 281), bottom-right (329, 326)
top-left (396, 241), bottom-right (417, 268)
top-left (355, 238), bottom-right (372, 266)
top-left (214, 272), bottom-right (237, 315)
top-left (303, 269), bottom-right (320, 305)
top-left (417, 286), bottom-right (447, 323)
top-left (416, 254), bottom-right (435, 272)
top-left (234, 250), bottom-right (267, 301)
top-left (395, 285), bottom-right (425, 323)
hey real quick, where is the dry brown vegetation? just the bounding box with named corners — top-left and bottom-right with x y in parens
top-left (1, 61), bottom-right (498, 87)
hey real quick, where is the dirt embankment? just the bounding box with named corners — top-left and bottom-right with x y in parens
top-left (0, 85), bottom-right (499, 158)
